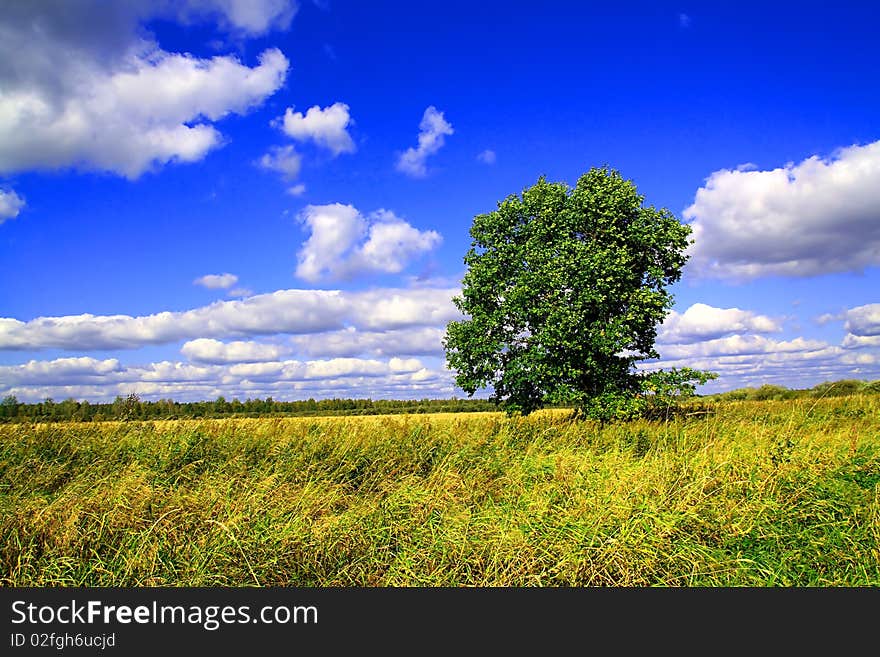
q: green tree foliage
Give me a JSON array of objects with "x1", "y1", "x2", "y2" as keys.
[
  {"x1": 444, "y1": 167, "x2": 713, "y2": 421},
  {"x1": 0, "y1": 395, "x2": 19, "y2": 420},
  {"x1": 638, "y1": 367, "x2": 718, "y2": 419},
  {"x1": 112, "y1": 393, "x2": 142, "y2": 420}
]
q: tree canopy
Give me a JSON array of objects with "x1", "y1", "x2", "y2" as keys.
[{"x1": 444, "y1": 166, "x2": 705, "y2": 420}]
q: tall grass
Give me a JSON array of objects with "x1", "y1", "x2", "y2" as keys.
[{"x1": 1, "y1": 396, "x2": 877, "y2": 586}]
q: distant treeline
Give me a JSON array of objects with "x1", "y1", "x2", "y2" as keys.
[
  {"x1": 0, "y1": 394, "x2": 499, "y2": 423},
  {"x1": 1, "y1": 378, "x2": 878, "y2": 423}
]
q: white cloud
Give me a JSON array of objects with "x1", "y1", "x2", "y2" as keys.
[
  {"x1": 841, "y1": 304, "x2": 880, "y2": 350},
  {"x1": 299, "y1": 358, "x2": 388, "y2": 380},
  {"x1": 261, "y1": 103, "x2": 354, "y2": 186},
  {"x1": 658, "y1": 335, "x2": 827, "y2": 360},
  {"x1": 0, "y1": 355, "x2": 451, "y2": 403},
  {"x1": 0, "y1": 355, "x2": 430, "y2": 388},
  {"x1": 295, "y1": 203, "x2": 364, "y2": 281},
  {"x1": 279, "y1": 102, "x2": 355, "y2": 156},
  {"x1": 227, "y1": 287, "x2": 253, "y2": 298},
  {"x1": 295, "y1": 204, "x2": 442, "y2": 282},
  {"x1": 0, "y1": 357, "x2": 123, "y2": 386},
  {"x1": 175, "y1": 0, "x2": 299, "y2": 36},
  {"x1": 356, "y1": 210, "x2": 443, "y2": 274},
  {"x1": 658, "y1": 303, "x2": 781, "y2": 343},
  {"x1": 0, "y1": 189, "x2": 24, "y2": 223},
  {"x1": 290, "y1": 327, "x2": 445, "y2": 358},
  {"x1": 844, "y1": 303, "x2": 880, "y2": 337},
  {"x1": 842, "y1": 334, "x2": 880, "y2": 349},
  {"x1": 181, "y1": 338, "x2": 289, "y2": 364},
  {"x1": 396, "y1": 106, "x2": 453, "y2": 177},
  {"x1": 643, "y1": 301, "x2": 880, "y2": 391},
  {"x1": 346, "y1": 288, "x2": 457, "y2": 330},
  {"x1": 0, "y1": 4, "x2": 290, "y2": 180},
  {"x1": 644, "y1": 336, "x2": 880, "y2": 392},
  {"x1": 258, "y1": 145, "x2": 302, "y2": 180},
  {"x1": 815, "y1": 312, "x2": 843, "y2": 326},
  {"x1": 388, "y1": 357, "x2": 422, "y2": 373},
  {"x1": 477, "y1": 149, "x2": 496, "y2": 165},
  {"x1": 684, "y1": 140, "x2": 880, "y2": 280},
  {"x1": 0, "y1": 286, "x2": 462, "y2": 351},
  {"x1": 5, "y1": 373, "x2": 460, "y2": 403},
  {"x1": 194, "y1": 273, "x2": 239, "y2": 289}
]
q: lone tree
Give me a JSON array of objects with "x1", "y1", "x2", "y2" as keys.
[{"x1": 443, "y1": 166, "x2": 713, "y2": 421}]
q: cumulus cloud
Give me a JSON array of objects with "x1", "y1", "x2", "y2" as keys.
[
  {"x1": 0, "y1": 286, "x2": 461, "y2": 351},
  {"x1": 844, "y1": 303, "x2": 880, "y2": 337},
  {"x1": 0, "y1": 357, "x2": 123, "y2": 386},
  {"x1": 815, "y1": 312, "x2": 844, "y2": 326},
  {"x1": 357, "y1": 210, "x2": 443, "y2": 274},
  {"x1": 477, "y1": 149, "x2": 496, "y2": 165},
  {"x1": 295, "y1": 204, "x2": 362, "y2": 281},
  {"x1": 0, "y1": 189, "x2": 24, "y2": 224},
  {"x1": 12, "y1": 370, "x2": 453, "y2": 404},
  {"x1": 1, "y1": 355, "x2": 427, "y2": 387},
  {"x1": 644, "y1": 334, "x2": 880, "y2": 392},
  {"x1": 194, "y1": 273, "x2": 239, "y2": 289},
  {"x1": 3, "y1": 373, "x2": 454, "y2": 404},
  {"x1": 645, "y1": 343, "x2": 849, "y2": 383},
  {"x1": 840, "y1": 304, "x2": 880, "y2": 350},
  {"x1": 175, "y1": 0, "x2": 299, "y2": 36},
  {"x1": 842, "y1": 334, "x2": 880, "y2": 349},
  {"x1": 641, "y1": 301, "x2": 880, "y2": 391},
  {"x1": 0, "y1": 355, "x2": 449, "y2": 403},
  {"x1": 286, "y1": 183, "x2": 307, "y2": 196},
  {"x1": 279, "y1": 102, "x2": 356, "y2": 156},
  {"x1": 258, "y1": 145, "x2": 302, "y2": 180},
  {"x1": 684, "y1": 140, "x2": 880, "y2": 280},
  {"x1": 290, "y1": 327, "x2": 445, "y2": 358},
  {"x1": 658, "y1": 303, "x2": 781, "y2": 343},
  {"x1": 181, "y1": 338, "x2": 289, "y2": 364},
  {"x1": 295, "y1": 204, "x2": 442, "y2": 282},
  {"x1": 658, "y1": 335, "x2": 827, "y2": 360},
  {"x1": 0, "y1": 2, "x2": 290, "y2": 180},
  {"x1": 396, "y1": 106, "x2": 453, "y2": 177}
]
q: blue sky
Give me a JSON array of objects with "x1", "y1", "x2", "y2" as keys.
[{"x1": 1, "y1": 0, "x2": 879, "y2": 403}]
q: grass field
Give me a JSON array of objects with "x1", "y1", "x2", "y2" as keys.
[{"x1": 1, "y1": 396, "x2": 878, "y2": 586}]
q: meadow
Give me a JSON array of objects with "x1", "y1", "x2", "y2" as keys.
[{"x1": 1, "y1": 395, "x2": 877, "y2": 586}]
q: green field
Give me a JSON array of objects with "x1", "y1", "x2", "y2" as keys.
[{"x1": 1, "y1": 396, "x2": 878, "y2": 586}]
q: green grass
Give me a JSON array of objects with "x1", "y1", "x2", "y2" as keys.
[{"x1": 1, "y1": 396, "x2": 878, "y2": 586}]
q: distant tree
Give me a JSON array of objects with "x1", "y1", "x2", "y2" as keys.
[
  {"x1": 59, "y1": 398, "x2": 79, "y2": 421},
  {"x1": 1, "y1": 395, "x2": 19, "y2": 420},
  {"x1": 444, "y1": 167, "x2": 715, "y2": 422},
  {"x1": 76, "y1": 400, "x2": 91, "y2": 422},
  {"x1": 113, "y1": 393, "x2": 142, "y2": 420}
]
